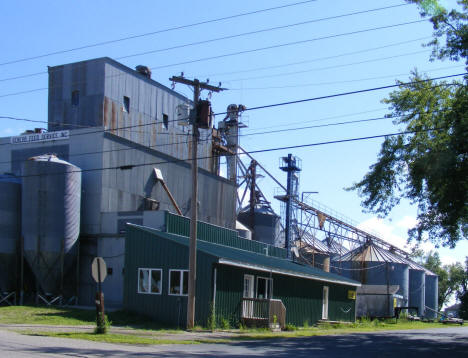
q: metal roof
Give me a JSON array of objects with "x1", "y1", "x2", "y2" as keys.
[
  {"x1": 129, "y1": 224, "x2": 361, "y2": 287},
  {"x1": 339, "y1": 242, "x2": 436, "y2": 276},
  {"x1": 340, "y1": 242, "x2": 409, "y2": 264}
]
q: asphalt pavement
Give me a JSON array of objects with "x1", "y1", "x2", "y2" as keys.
[{"x1": 0, "y1": 326, "x2": 467, "y2": 357}]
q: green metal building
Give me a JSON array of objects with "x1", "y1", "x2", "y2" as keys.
[{"x1": 123, "y1": 213, "x2": 360, "y2": 328}]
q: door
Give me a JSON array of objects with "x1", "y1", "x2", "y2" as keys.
[
  {"x1": 243, "y1": 275, "x2": 254, "y2": 317},
  {"x1": 322, "y1": 286, "x2": 329, "y2": 320}
]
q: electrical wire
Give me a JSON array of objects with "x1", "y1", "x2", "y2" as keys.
[
  {"x1": 4, "y1": 126, "x2": 450, "y2": 179},
  {"x1": 200, "y1": 37, "x2": 431, "y2": 78},
  {"x1": 0, "y1": 112, "x2": 397, "y2": 166},
  {"x1": 0, "y1": 21, "x2": 429, "y2": 98},
  {"x1": 1, "y1": 72, "x2": 464, "y2": 149},
  {"x1": 0, "y1": 0, "x2": 319, "y2": 67}
]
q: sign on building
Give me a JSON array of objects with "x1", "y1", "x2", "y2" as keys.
[{"x1": 11, "y1": 130, "x2": 69, "y2": 144}]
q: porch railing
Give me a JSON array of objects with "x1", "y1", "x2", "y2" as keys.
[{"x1": 241, "y1": 298, "x2": 286, "y2": 329}]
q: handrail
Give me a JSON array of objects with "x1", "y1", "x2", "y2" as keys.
[{"x1": 241, "y1": 298, "x2": 286, "y2": 329}]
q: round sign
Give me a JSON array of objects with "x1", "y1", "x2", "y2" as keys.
[{"x1": 91, "y1": 257, "x2": 107, "y2": 283}]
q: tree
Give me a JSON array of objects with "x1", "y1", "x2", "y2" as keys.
[
  {"x1": 457, "y1": 257, "x2": 468, "y2": 319},
  {"x1": 348, "y1": 1, "x2": 468, "y2": 247}
]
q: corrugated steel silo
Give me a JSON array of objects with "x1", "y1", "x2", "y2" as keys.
[
  {"x1": 238, "y1": 206, "x2": 282, "y2": 247},
  {"x1": 0, "y1": 174, "x2": 21, "y2": 296},
  {"x1": 408, "y1": 267, "x2": 425, "y2": 317},
  {"x1": 21, "y1": 155, "x2": 81, "y2": 298},
  {"x1": 334, "y1": 242, "x2": 410, "y2": 306},
  {"x1": 425, "y1": 273, "x2": 438, "y2": 319}
]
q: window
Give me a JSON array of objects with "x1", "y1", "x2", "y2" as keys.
[
  {"x1": 138, "y1": 268, "x2": 162, "y2": 294},
  {"x1": 123, "y1": 96, "x2": 130, "y2": 113},
  {"x1": 163, "y1": 113, "x2": 169, "y2": 129},
  {"x1": 71, "y1": 90, "x2": 79, "y2": 106},
  {"x1": 256, "y1": 277, "x2": 273, "y2": 299},
  {"x1": 169, "y1": 269, "x2": 188, "y2": 296}
]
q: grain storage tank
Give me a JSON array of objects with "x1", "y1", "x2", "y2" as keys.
[
  {"x1": 0, "y1": 174, "x2": 21, "y2": 298},
  {"x1": 22, "y1": 155, "x2": 81, "y2": 300},
  {"x1": 334, "y1": 242, "x2": 410, "y2": 308},
  {"x1": 408, "y1": 263, "x2": 425, "y2": 317},
  {"x1": 425, "y1": 273, "x2": 438, "y2": 319},
  {"x1": 238, "y1": 205, "x2": 282, "y2": 247}
]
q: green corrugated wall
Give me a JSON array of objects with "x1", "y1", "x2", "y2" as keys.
[
  {"x1": 165, "y1": 212, "x2": 287, "y2": 259},
  {"x1": 124, "y1": 226, "x2": 217, "y2": 327},
  {"x1": 214, "y1": 265, "x2": 356, "y2": 326}
]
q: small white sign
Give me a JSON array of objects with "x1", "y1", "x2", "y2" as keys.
[
  {"x1": 10, "y1": 130, "x2": 69, "y2": 144},
  {"x1": 91, "y1": 257, "x2": 107, "y2": 283}
]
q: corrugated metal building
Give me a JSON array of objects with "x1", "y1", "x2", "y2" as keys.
[
  {"x1": 124, "y1": 219, "x2": 360, "y2": 328},
  {"x1": 0, "y1": 57, "x2": 236, "y2": 307}
]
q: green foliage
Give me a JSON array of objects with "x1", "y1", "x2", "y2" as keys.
[
  {"x1": 459, "y1": 291, "x2": 468, "y2": 319},
  {"x1": 207, "y1": 303, "x2": 216, "y2": 331},
  {"x1": 220, "y1": 317, "x2": 230, "y2": 330},
  {"x1": 273, "y1": 314, "x2": 278, "y2": 324},
  {"x1": 284, "y1": 323, "x2": 297, "y2": 331},
  {"x1": 349, "y1": 2, "x2": 468, "y2": 247},
  {"x1": 303, "y1": 319, "x2": 309, "y2": 328},
  {"x1": 94, "y1": 314, "x2": 111, "y2": 334}
]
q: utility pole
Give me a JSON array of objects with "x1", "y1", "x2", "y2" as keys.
[{"x1": 169, "y1": 75, "x2": 225, "y2": 330}]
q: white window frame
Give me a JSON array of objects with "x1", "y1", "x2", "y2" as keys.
[
  {"x1": 168, "y1": 269, "x2": 189, "y2": 296},
  {"x1": 243, "y1": 274, "x2": 255, "y2": 298},
  {"x1": 137, "y1": 268, "x2": 162, "y2": 295},
  {"x1": 256, "y1": 276, "x2": 273, "y2": 299}
]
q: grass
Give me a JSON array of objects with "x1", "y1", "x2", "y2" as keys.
[
  {"x1": 0, "y1": 306, "x2": 463, "y2": 345},
  {"x1": 0, "y1": 306, "x2": 179, "y2": 332},
  {"x1": 19, "y1": 331, "x2": 201, "y2": 345}
]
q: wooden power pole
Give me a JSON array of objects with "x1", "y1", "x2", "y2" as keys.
[{"x1": 169, "y1": 75, "x2": 225, "y2": 329}]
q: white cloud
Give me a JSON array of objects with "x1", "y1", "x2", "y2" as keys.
[
  {"x1": 357, "y1": 216, "x2": 436, "y2": 254},
  {"x1": 357, "y1": 217, "x2": 409, "y2": 250},
  {"x1": 440, "y1": 255, "x2": 458, "y2": 266},
  {"x1": 396, "y1": 216, "x2": 418, "y2": 230}
]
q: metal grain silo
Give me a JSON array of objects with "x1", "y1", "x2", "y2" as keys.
[
  {"x1": 21, "y1": 155, "x2": 81, "y2": 302},
  {"x1": 408, "y1": 265, "x2": 425, "y2": 317},
  {"x1": 238, "y1": 205, "x2": 282, "y2": 247},
  {"x1": 0, "y1": 174, "x2": 21, "y2": 303},
  {"x1": 333, "y1": 242, "x2": 410, "y2": 316},
  {"x1": 425, "y1": 273, "x2": 438, "y2": 319}
]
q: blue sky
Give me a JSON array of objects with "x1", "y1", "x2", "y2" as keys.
[{"x1": 1, "y1": 0, "x2": 466, "y2": 274}]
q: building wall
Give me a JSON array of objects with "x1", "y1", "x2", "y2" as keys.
[
  {"x1": 123, "y1": 225, "x2": 215, "y2": 327},
  {"x1": 215, "y1": 265, "x2": 356, "y2": 327},
  {"x1": 48, "y1": 57, "x2": 215, "y2": 172},
  {"x1": 101, "y1": 133, "x2": 236, "y2": 229}
]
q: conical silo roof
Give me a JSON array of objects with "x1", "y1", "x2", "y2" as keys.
[{"x1": 340, "y1": 241, "x2": 408, "y2": 264}]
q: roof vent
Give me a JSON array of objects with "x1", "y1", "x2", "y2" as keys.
[{"x1": 135, "y1": 65, "x2": 151, "y2": 79}]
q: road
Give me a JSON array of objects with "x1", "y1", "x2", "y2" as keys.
[{"x1": 0, "y1": 327, "x2": 467, "y2": 357}]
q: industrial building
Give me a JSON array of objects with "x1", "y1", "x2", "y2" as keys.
[
  {"x1": 123, "y1": 213, "x2": 359, "y2": 327},
  {"x1": 0, "y1": 56, "x2": 438, "y2": 324},
  {"x1": 0, "y1": 57, "x2": 236, "y2": 307}
]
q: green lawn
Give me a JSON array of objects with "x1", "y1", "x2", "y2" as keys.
[
  {"x1": 0, "y1": 306, "x2": 463, "y2": 345},
  {"x1": 0, "y1": 306, "x2": 178, "y2": 331}
]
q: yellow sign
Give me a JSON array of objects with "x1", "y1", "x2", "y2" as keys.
[
  {"x1": 394, "y1": 298, "x2": 397, "y2": 308},
  {"x1": 348, "y1": 290, "x2": 356, "y2": 300}
]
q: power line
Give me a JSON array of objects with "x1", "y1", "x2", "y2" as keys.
[
  {"x1": 0, "y1": 19, "x2": 427, "y2": 92},
  {"x1": 2, "y1": 72, "x2": 464, "y2": 145},
  {"x1": 228, "y1": 65, "x2": 465, "y2": 91},
  {"x1": 200, "y1": 37, "x2": 431, "y2": 78},
  {"x1": 215, "y1": 73, "x2": 466, "y2": 115},
  {"x1": 0, "y1": 0, "x2": 319, "y2": 67},
  {"x1": 0, "y1": 108, "x2": 451, "y2": 167},
  {"x1": 116, "y1": 4, "x2": 413, "y2": 61},
  {"x1": 5, "y1": 127, "x2": 447, "y2": 179},
  {"x1": 222, "y1": 50, "x2": 431, "y2": 83},
  {"x1": 149, "y1": 19, "x2": 427, "y2": 71}
]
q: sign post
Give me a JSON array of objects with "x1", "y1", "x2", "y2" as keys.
[{"x1": 91, "y1": 257, "x2": 107, "y2": 333}]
